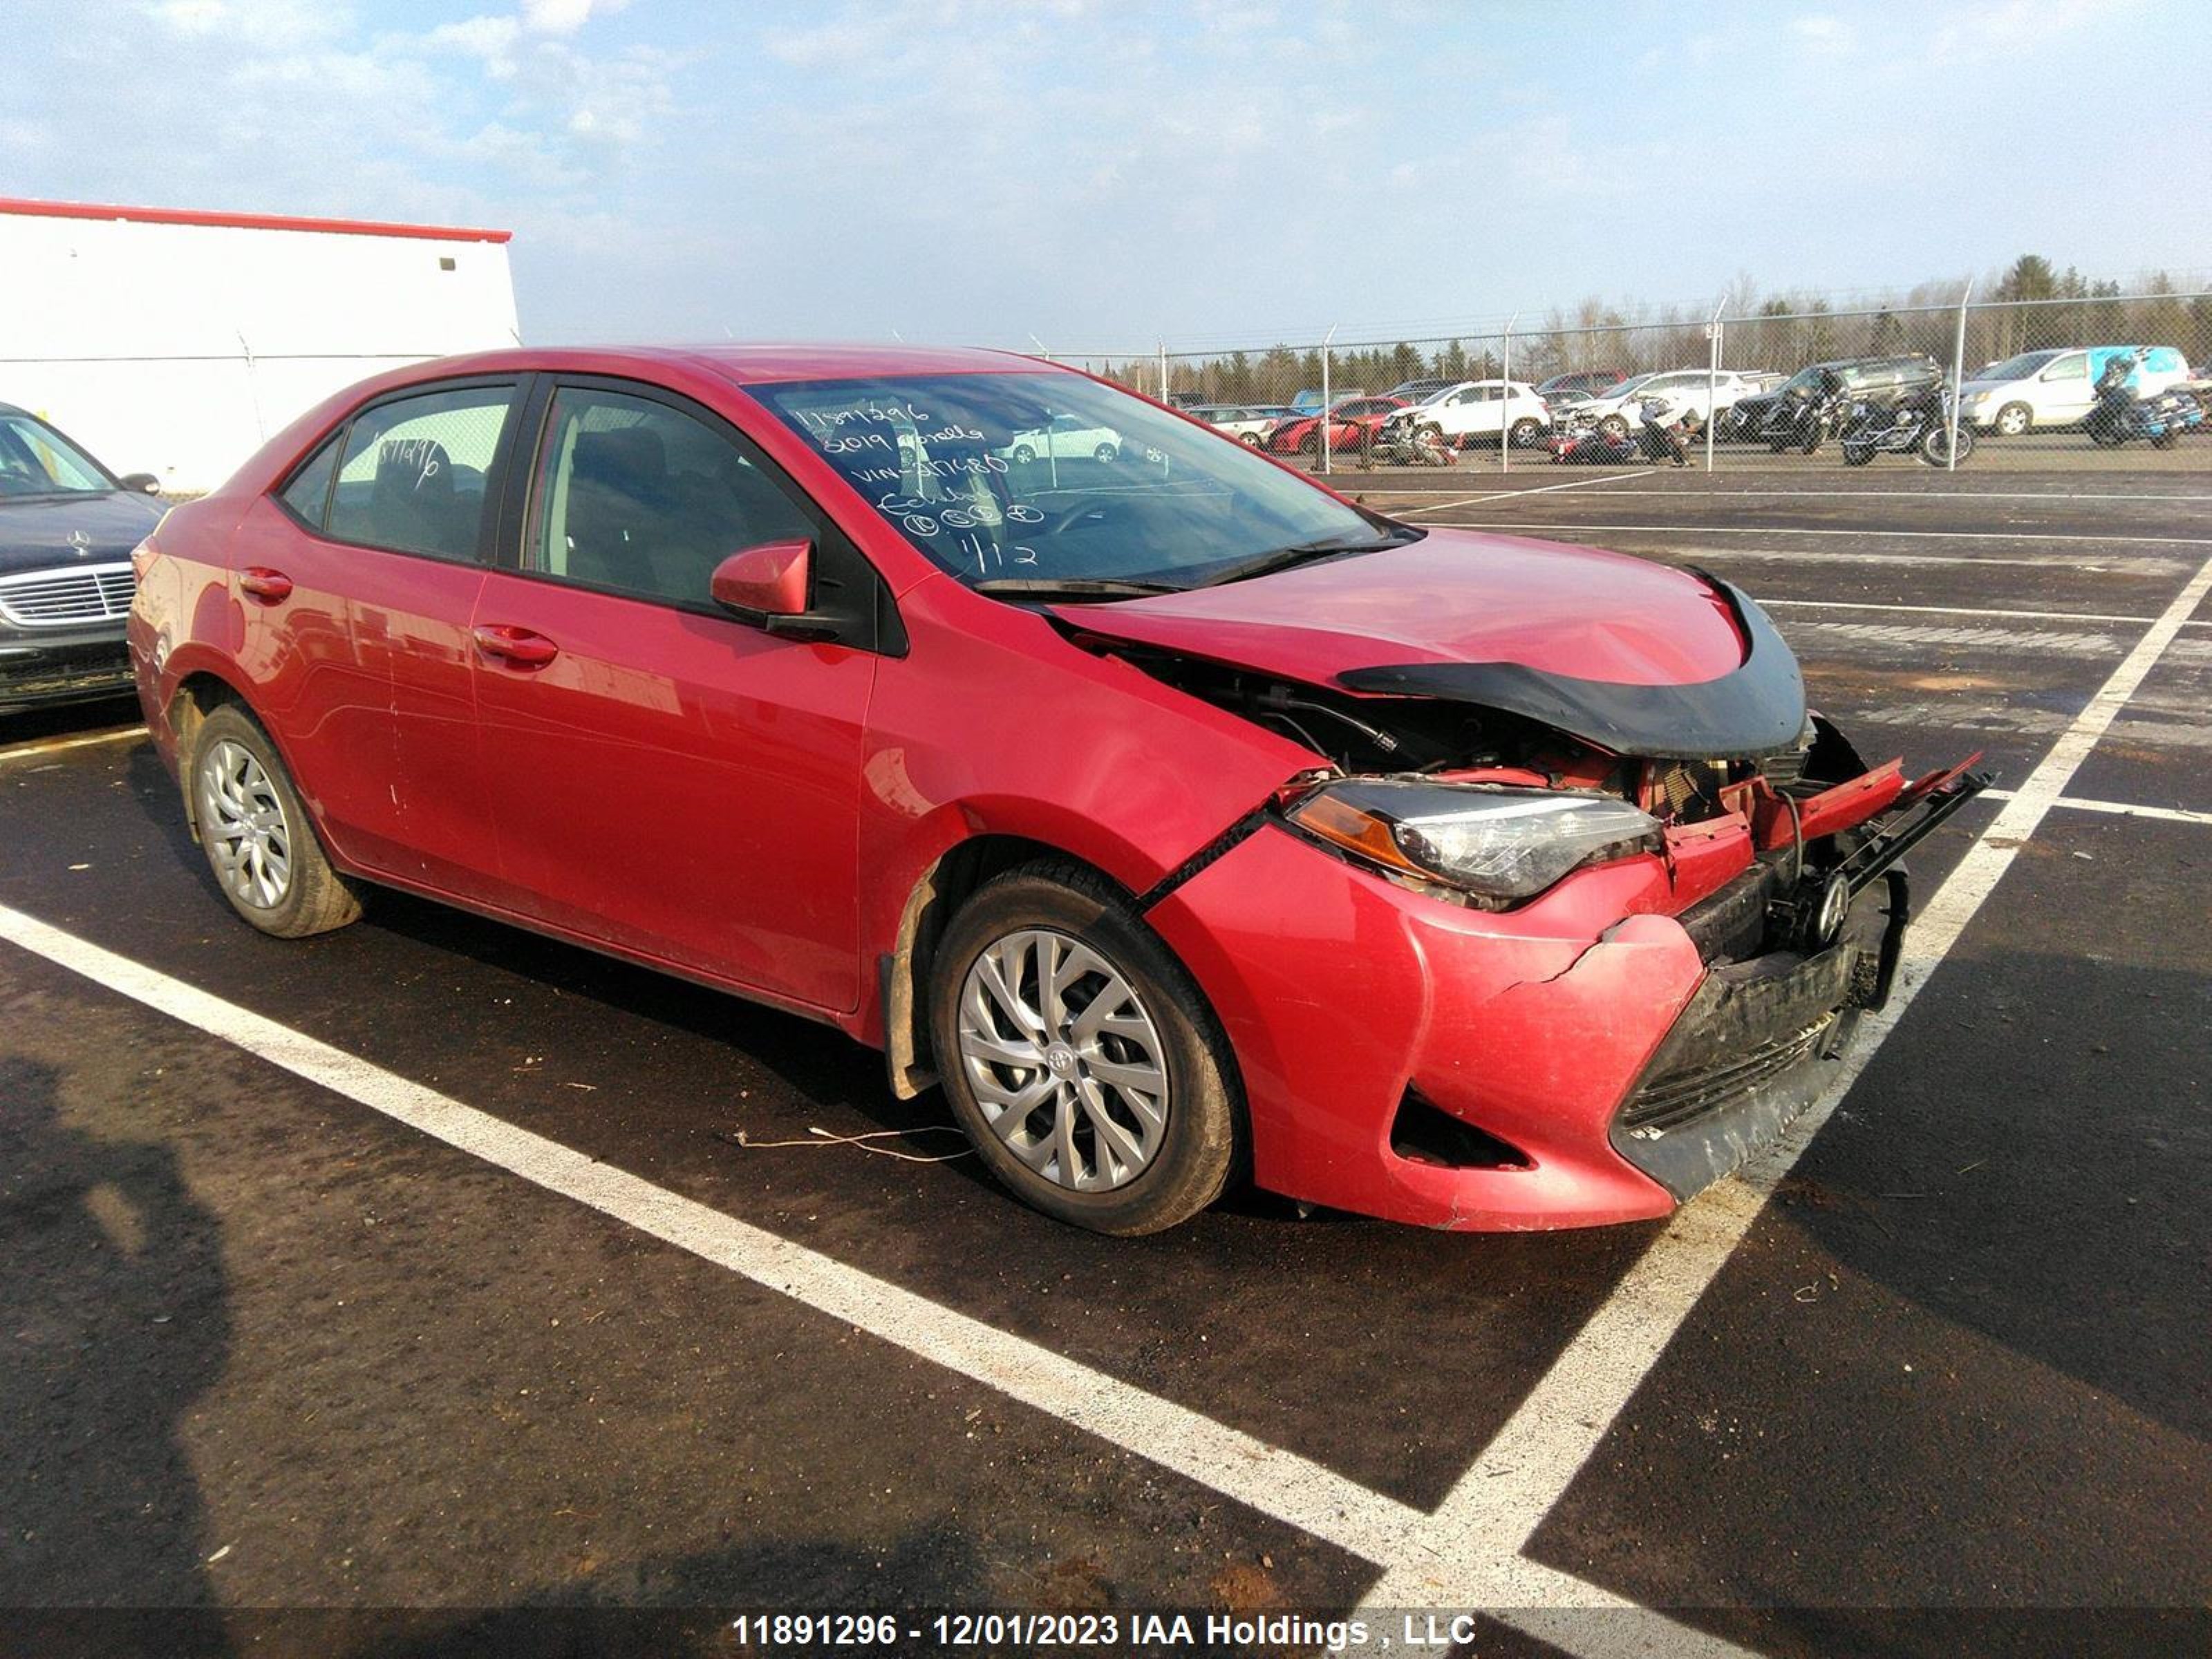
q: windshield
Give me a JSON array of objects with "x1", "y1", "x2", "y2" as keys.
[
  {"x1": 758, "y1": 372, "x2": 1403, "y2": 592},
  {"x1": 1597, "y1": 373, "x2": 1654, "y2": 399},
  {"x1": 1774, "y1": 366, "x2": 1832, "y2": 395},
  {"x1": 0, "y1": 413, "x2": 113, "y2": 497},
  {"x1": 1973, "y1": 350, "x2": 2063, "y2": 383}
]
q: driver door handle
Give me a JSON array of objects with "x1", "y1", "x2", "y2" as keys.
[
  {"x1": 472, "y1": 624, "x2": 559, "y2": 667},
  {"x1": 238, "y1": 568, "x2": 292, "y2": 601}
]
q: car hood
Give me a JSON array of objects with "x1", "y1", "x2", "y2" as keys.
[
  {"x1": 0, "y1": 491, "x2": 164, "y2": 574},
  {"x1": 1055, "y1": 531, "x2": 1803, "y2": 757}
]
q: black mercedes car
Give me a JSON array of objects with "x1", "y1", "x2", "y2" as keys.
[{"x1": 0, "y1": 402, "x2": 165, "y2": 714}]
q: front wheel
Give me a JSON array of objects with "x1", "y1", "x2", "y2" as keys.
[
  {"x1": 2151, "y1": 430, "x2": 2180, "y2": 450},
  {"x1": 1238, "y1": 431, "x2": 1261, "y2": 446},
  {"x1": 1919, "y1": 425, "x2": 1974, "y2": 466},
  {"x1": 1093, "y1": 442, "x2": 1118, "y2": 462},
  {"x1": 189, "y1": 703, "x2": 362, "y2": 938},
  {"x1": 1011, "y1": 444, "x2": 1036, "y2": 465},
  {"x1": 1508, "y1": 417, "x2": 1543, "y2": 449},
  {"x1": 1994, "y1": 402, "x2": 2032, "y2": 437},
  {"x1": 1599, "y1": 415, "x2": 1629, "y2": 440},
  {"x1": 930, "y1": 863, "x2": 1242, "y2": 1235},
  {"x1": 1297, "y1": 431, "x2": 1320, "y2": 457},
  {"x1": 2085, "y1": 418, "x2": 2126, "y2": 449},
  {"x1": 1842, "y1": 443, "x2": 1875, "y2": 466}
]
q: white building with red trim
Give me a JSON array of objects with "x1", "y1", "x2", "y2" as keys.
[{"x1": 0, "y1": 198, "x2": 519, "y2": 494}]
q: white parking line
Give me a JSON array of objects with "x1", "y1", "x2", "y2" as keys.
[
  {"x1": 1374, "y1": 470, "x2": 1653, "y2": 514},
  {"x1": 1762, "y1": 599, "x2": 2195, "y2": 627},
  {"x1": 1983, "y1": 789, "x2": 2212, "y2": 827},
  {"x1": 0, "y1": 726, "x2": 145, "y2": 765},
  {"x1": 0, "y1": 900, "x2": 1422, "y2": 1569},
  {"x1": 1394, "y1": 519, "x2": 2212, "y2": 547},
  {"x1": 1357, "y1": 543, "x2": 2212, "y2": 1638}
]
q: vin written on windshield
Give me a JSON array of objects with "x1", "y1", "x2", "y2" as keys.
[{"x1": 758, "y1": 372, "x2": 1398, "y2": 593}]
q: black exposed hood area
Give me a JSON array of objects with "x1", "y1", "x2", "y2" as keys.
[{"x1": 1334, "y1": 579, "x2": 1808, "y2": 760}]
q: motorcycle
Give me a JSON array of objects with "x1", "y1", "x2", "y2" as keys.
[
  {"x1": 1760, "y1": 373, "x2": 1857, "y2": 453},
  {"x1": 1840, "y1": 383, "x2": 1973, "y2": 467},
  {"x1": 1637, "y1": 397, "x2": 1696, "y2": 467},
  {"x1": 1548, "y1": 407, "x2": 1639, "y2": 465},
  {"x1": 1362, "y1": 414, "x2": 1457, "y2": 467},
  {"x1": 2083, "y1": 350, "x2": 2204, "y2": 450}
]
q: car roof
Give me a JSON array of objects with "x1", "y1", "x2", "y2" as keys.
[{"x1": 350, "y1": 342, "x2": 1051, "y2": 390}]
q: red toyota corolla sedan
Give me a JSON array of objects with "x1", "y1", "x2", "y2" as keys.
[{"x1": 128, "y1": 345, "x2": 1984, "y2": 1235}]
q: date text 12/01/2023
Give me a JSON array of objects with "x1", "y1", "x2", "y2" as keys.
[{"x1": 730, "y1": 1611, "x2": 1497, "y2": 1650}]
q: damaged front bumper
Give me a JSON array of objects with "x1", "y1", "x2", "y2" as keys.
[{"x1": 1145, "y1": 760, "x2": 1988, "y2": 1230}]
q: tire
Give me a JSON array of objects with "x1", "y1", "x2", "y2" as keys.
[
  {"x1": 188, "y1": 702, "x2": 362, "y2": 939},
  {"x1": 1508, "y1": 418, "x2": 1542, "y2": 449},
  {"x1": 1418, "y1": 422, "x2": 1445, "y2": 447},
  {"x1": 1767, "y1": 438, "x2": 1789, "y2": 453},
  {"x1": 1298, "y1": 431, "x2": 1320, "y2": 457},
  {"x1": 1842, "y1": 444, "x2": 1874, "y2": 466},
  {"x1": 1993, "y1": 402, "x2": 2032, "y2": 438},
  {"x1": 929, "y1": 861, "x2": 1241, "y2": 1235},
  {"x1": 1599, "y1": 415, "x2": 1629, "y2": 441},
  {"x1": 2151, "y1": 431, "x2": 2180, "y2": 451},
  {"x1": 2086, "y1": 418, "x2": 2125, "y2": 449},
  {"x1": 1238, "y1": 431, "x2": 1261, "y2": 446},
  {"x1": 1011, "y1": 444, "x2": 1035, "y2": 465},
  {"x1": 1094, "y1": 442, "x2": 1118, "y2": 462},
  {"x1": 1800, "y1": 429, "x2": 1824, "y2": 455}
]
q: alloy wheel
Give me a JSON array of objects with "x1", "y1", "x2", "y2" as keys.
[
  {"x1": 956, "y1": 928, "x2": 1169, "y2": 1192},
  {"x1": 196, "y1": 738, "x2": 294, "y2": 910}
]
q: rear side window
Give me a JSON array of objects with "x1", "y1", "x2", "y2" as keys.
[
  {"x1": 277, "y1": 434, "x2": 341, "y2": 528},
  {"x1": 326, "y1": 384, "x2": 517, "y2": 561},
  {"x1": 526, "y1": 386, "x2": 813, "y2": 607}
]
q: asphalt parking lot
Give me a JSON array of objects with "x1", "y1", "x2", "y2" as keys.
[{"x1": 3, "y1": 465, "x2": 2209, "y2": 1657}]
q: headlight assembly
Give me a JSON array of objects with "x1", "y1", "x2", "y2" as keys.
[{"x1": 1285, "y1": 778, "x2": 1662, "y2": 906}]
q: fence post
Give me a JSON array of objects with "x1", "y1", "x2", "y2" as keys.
[
  {"x1": 1948, "y1": 277, "x2": 1973, "y2": 474},
  {"x1": 1156, "y1": 342, "x2": 1168, "y2": 403},
  {"x1": 1028, "y1": 332, "x2": 1052, "y2": 363},
  {"x1": 1320, "y1": 323, "x2": 1338, "y2": 476},
  {"x1": 1706, "y1": 294, "x2": 1725, "y2": 473},
  {"x1": 1500, "y1": 311, "x2": 1517, "y2": 474}
]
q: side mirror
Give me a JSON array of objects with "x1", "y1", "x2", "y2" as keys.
[
  {"x1": 118, "y1": 472, "x2": 161, "y2": 494},
  {"x1": 711, "y1": 538, "x2": 846, "y2": 643}
]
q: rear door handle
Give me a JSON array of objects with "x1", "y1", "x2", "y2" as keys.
[
  {"x1": 238, "y1": 568, "x2": 292, "y2": 601},
  {"x1": 471, "y1": 624, "x2": 559, "y2": 667}
]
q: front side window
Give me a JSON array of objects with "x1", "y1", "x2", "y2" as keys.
[
  {"x1": 527, "y1": 387, "x2": 812, "y2": 606},
  {"x1": 758, "y1": 371, "x2": 1396, "y2": 592},
  {"x1": 327, "y1": 384, "x2": 516, "y2": 561},
  {"x1": 0, "y1": 413, "x2": 111, "y2": 497}
]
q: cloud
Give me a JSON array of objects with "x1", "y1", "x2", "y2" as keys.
[
  {"x1": 520, "y1": 0, "x2": 630, "y2": 36},
  {"x1": 1791, "y1": 14, "x2": 1855, "y2": 53}
]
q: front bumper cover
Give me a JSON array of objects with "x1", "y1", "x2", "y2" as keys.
[{"x1": 1145, "y1": 763, "x2": 1988, "y2": 1230}]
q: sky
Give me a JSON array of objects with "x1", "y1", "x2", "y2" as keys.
[{"x1": 4, "y1": 0, "x2": 2209, "y2": 353}]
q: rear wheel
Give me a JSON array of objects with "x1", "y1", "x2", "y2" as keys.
[
  {"x1": 189, "y1": 703, "x2": 362, "y2": 938},
  {"x1": 1842, "y1": 443, "x2": 1875, "y2": 466},
  {"x1": 930, "y1": 862, "x2": 1241, "y2": 1235}
]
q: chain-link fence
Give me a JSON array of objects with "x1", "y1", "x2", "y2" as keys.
[{"x1": 1050, "y1": 288, "x2": 2212, "y2": 476}]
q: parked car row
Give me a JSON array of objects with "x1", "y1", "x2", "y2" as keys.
[{"x1": 1177, "y1": 341, "x2": 2207, "y2": 459}]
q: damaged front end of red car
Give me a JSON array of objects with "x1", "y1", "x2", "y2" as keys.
[{"x1": 1056, "y1": 559, "x2": 1988, "y2": 1229}]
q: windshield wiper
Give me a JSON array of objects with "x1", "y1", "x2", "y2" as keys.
[
  {"x1": 971, "y1": 577, "x2": 1185, "y2": 601},
  {"x1": 1193, "y1": 526, "x2": 1420, "y2": 589}
]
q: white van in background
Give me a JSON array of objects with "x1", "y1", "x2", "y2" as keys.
[{"x1": 1959, "y1": 346, "x2": 2188, "y2": 435}]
